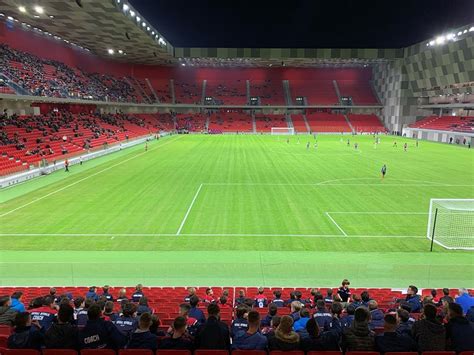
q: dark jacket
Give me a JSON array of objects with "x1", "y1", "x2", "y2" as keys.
[
  {"x1": 7, "y1": 325, "x2": 44, "y2": 350},
  {"x1": 375, "y1": 331, "x2": 418, "y2": 353},
  {"x1": 78, "y1": 318, "x2": 127, "y2": 349},
  {"x1": 113, "y1": 315, "x2": 138, "y2": 337},
  {"x1": 0, "y1": 306, "x2": 17, "y2": 326},
  {"x1": 267, "y1": 331, "x2": 300, "y2": 351},
  {"x1": 189, "y1": 307, "x2": 205, "y2": 325},
  {"x1": 301, "y1": 329, "x2": 341, "y2": 351},
  {"x1": 341, "y1": 314, "x2": 354, "y2": 329},
  {"x1": 127, "y1": 329, "x2": 158, "y2": 350},
  {"x1": 405, "y1": 294, "x2": 421, "y2": 312},
  {"x1": 159, "y1": 332, "x2": 194, "y2": 350},
  {"x1": 411, "y1": 318, "x2": 446, "y2": 352},
  {"x1": 342, "y1": 321, "x2": 375, "y2": 351},
  {"x1": 314, "y1": 310, "x2": 332, "y2": 330},
  {"x1": 195, "y1": 316, "x2": 230, "y2": 350},
  {"x1": 44, "y1": 322, "x2": 79, "y2": 349},
  {"x1": 369, "y1": 309, "x2": 385, "y2": 329},
  {"x1": 232, "y1": 331, "x2": 268, "y2": 350},
  {"x1": 231, "y1": 317, "x2": 248, "y2": 338},
  {"x1": 136, "y1": 305, "x2": 153, "y2": 316},
  {"x1": 445, "y1": 316, "x2": 474, "y2": 352},
  {"x1": 396, "y1": 319, "x2": 414, "y2": 336}
]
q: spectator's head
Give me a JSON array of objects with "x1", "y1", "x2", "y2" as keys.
[
  {"x1": 397, "y1": 309, "x2": 410, "y2": 323},
  {"x1": 179, "y1": 303, "x2": 191, "y2": 317},
  {"x1": 189, "y1": 295, "x2": 199, "y2": 308},
  {"x1": 139, "y1": 297, "x2": 148, "y2": 306},
  {"x1": 331, "y1": 302, "x2": 343, "y2": 317},
  {"x1": 89, "y1": 286, "x2": 96, "y2": 293},
  {"x1": 74, "y1": 296, "x2": 85, "y2": 309},
  {"x1": 368, "y1": 300, "x2": 378, "y2": 311},
  {"x1": 58, "y1": 304, "x2": 74, "y2": 324},
  {"x1": 361, "y1": 291, "x2": 370, "y2": 302},
  {"x1": 294, "y1": 291, "x2": 302, "y2": 300},
  {"x1": 236, "y1": 305, "x2": 250, "y2": 319},
  {"x1": 326, "y1": 289, "x2": 333, "y2": 297},
  {"x1": 219, "y1": 296, "x2": 228, "y2": 306},
  {"x1": 14, "y1": 312, "x2": 31, "y2": 328},
  {"x1": 273, "y1": 290, "x2": 282, "y2": 299},
  {"x1": 277, "y1": 315, "x2": 294, "y2": 334},
  {"x1": 431, "y1": 289, "x2": 437, "y2": 297},
  {"x1": 238, "y1": 289, "x2": 245, "y2": 298},
  {"x1": 352, "y1": 294, "x2": 361, "y2": 303},
  {"x1": 441, "y1": 296, "x2": 454, "y2": 308},
  {"x1": 138, "y1": 312, "x2": 152, "y2": 331},
  {"x1": 122, "y1": 302, "x2": 137, "y2": 317},
  {"x1": 247, "y1": 310, "x2": 260, "y2": 329},
  {"x1": 291, "y1": 301, "x2": 302, "y2": 313},
  {"x1": 300, "y1": 308, "x2": 310, "y2": 319},
  {"x1": 102, "y1": 285, "x2": 110, "y2": 294},
  {"x1": 187, "y1": 287, "x2": 196, "y2": 296},
  {"x1": 173, "y1": 316, "x2": 187, "y2": 335},
  {"x1": 118, "y1": 288, "x2": 127, "y2": 298},
  {"x1": 354, "y1": 307, "x2": 370, "y2": 324},
  {"x1": 271, "y1": 315, "x2": 281, "y2": 329},
  {"x1": 84, "y1": 298, "x2": 94, "y2": 310},
  {"x1": 269, "y1": 304, "x2": 278, "y2": 316},
  {"x1": 342, "y1": 279, "x2": 351, "y2": 288},
  {"x1": 383, "y1": 313, "x2": 398, "y2": 332},
  {"x1": 104, "y1": 301, "x2": 114, "y2": 314},
  {"x1": 0, "y1": 296, "x2": 11, "y2": 307},
  {"x1": 346, "y1": 304, "x2": 356, "y2": 315},
  {"x1": 87, "y1": 304, "x2": 102, "y2": 321},
  {"x1": 222, "y1": 289, "x2": 229, "y2": 297},
  {"x1": 206, "y1": 287, "x2": 213, "y2": 296},
  {"x1": 305, "y1": 317, "x2": 319, "y2": 337},
  {"x1": 258, "y1": 287, "x2": 264, "y2": 295},
  {"x1": 407, "y1": 285, "x2": 418, "y2": 295},
  {"x1": 49, "y1": 287, "x2": 56, "y2": 296},
  {"x1": 150, "y1": 314, "x2": 161, "y2": 333},
  {"x1": 316, "y1": 299, "x2": 326, "y2": 311},
  {"x1": 442, "y1": 288, "x2": 450, "y2": 296},
  {"x1": 135, "y1": 284, "x2": 143, "y2": 292},
  {"x1": 458, "y1": 288, "x2": 469, "y2": 296},
  {"x1": 43, "y1": 296, "x2": 54, "y2": 307},
  {"x1": 313, "y1": 291, "x2": 323, "y2": 302},
  {"x1": 422, "y1": 303, "x2": 437, "y2": 321},
  {"x1": 448, "y1": 303, "x2": 464, "y2": 319},
  {"x1": 423, "y1": 296, "x2": 434, "y2": 306},
  {"x1": 207, "y1": 303, "x2": 220, "y2": 318},
  {"x1": 11, "y1": 292, "x2": 23, "y2": 301}
]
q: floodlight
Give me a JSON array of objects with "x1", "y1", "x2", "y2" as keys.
[
  {"x1": 446, "y1": 33, "x2": 455, "y2": 40},
  {"x1": 18, "y1": 6, "x2": 26, "y2": 13},
  {"x1": 34, "y1": 6, "x2": 44, "y2": 14},
  {"x1": 435, "y1": 36, "x2": 445, "y2": 45},
  {"x1": 470, "y1": 27, "x2": 474, "y2": 32},
  {"x1": 118, "y1": 49, "x2": 123, "y2": 54},
  {"x1": 429, "y1": 40, "x2": 435, "y2": 46},
  {"x1": 457, "y1": 31, "x2": 462, "y2": 36},
  {"x1": 108, "y1": 49, "x2": 114, "y2": 55},
  {"x1": 123, "y1": 4, "x2": 129, "y2": 11},
  {"x1": 130, "y1": 10, "x2": 135, "y2": 17}
]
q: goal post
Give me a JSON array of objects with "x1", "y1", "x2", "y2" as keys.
[
  {"x1": 427, "y1": 199, "x2": 474, "y2": 250},
  {"x1": 271, "y1": 127, "x2": 295, "y2": 135}
]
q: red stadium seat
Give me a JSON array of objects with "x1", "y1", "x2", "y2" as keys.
[
  {"x1": 156, "y1": 351, "x2": 192, "y2": 355},
  {"x1": 346, "y1": 352, "x2": 380, "y2": 355},
  {"x1": 195, "y1": 351, "x2": 229, "y2": 355},
  {"x1": 422, "y1": 353, "x2": 456, "y2": 355},
  {"x1": 4, "y1": 350, "x2": 41, "y2": 355},
  {"x1": 232, "y1": 351, "x2": 267, "y2": 355},
  {"x1": 0, "y1": 327, "x2": 11, "y2": 336},
  {"x1": 0, "y1": 337, "x2": 7, "y2": 349},
  {"x1": 269, "y1": 352, "x2": 305, "y2": 355},
  {"x1": 307, "y1": 352, "x2": 343, "y2": 355},
  {"x1": 43, "y1": 350, "x2": 79, "y2": 355},
  {"x1": 385, "y1": 353, "x2": 417, "y2": 355},
  {"x1": 119, "y1": 350, "x2": 154, "y2": 355},
  {"x1": 80, "y1": 350, "x2": 116, "y2": 355}
]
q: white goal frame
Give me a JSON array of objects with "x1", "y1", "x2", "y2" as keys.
[
  {"x1": 427, "y1": 198, "x2": 474, "y2": 250},
  {"x1": 271, "y1": 127, "x2": 295, "y2": 135}
]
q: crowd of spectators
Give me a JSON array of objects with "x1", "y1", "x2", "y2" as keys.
[
  {"x1": 0, "y1": 45, "x2": 141, "y2": 102},
  {"x1": 0, "y1": 281, "x2": 473, "y2": 352}
]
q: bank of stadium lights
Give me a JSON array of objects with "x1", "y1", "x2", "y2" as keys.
[
  {"x1": 18, "y1": 6, "x2": 26, "y2": 13},
  {"x1": 33, "y1": 6, "x2": 44, "y2": 14}
]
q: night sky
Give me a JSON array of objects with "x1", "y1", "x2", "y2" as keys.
[{"x1": 129, "y1": 0, "x2": 474, "y2": 48}]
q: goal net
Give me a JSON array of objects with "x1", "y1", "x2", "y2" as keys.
[
  {"x1": 271, "y1": 127, "x2": 295, "y2": 135},
  {"x1": 427, "y1": 199, "x2": 474, "y2": 250}
]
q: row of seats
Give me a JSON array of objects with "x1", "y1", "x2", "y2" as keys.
[{"x1": 409, "y1": 116, "x2": 474, "y2": 133}]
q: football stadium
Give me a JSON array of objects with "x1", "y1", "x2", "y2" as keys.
[{"x1": 0, "y1": 0, "x2": 473, "y2": 353}]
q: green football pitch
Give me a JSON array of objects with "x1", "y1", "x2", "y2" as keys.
[{"x1": 0, "y1": 134, "x2": 473, "y2": 287}]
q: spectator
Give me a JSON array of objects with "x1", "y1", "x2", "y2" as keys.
[
  {"x1": 272, "y1": 289, "x2": 285, "y2": 308},
  {"x1": 352, "y1": 294, "x2": 363, "y2": 308},
  {"x1": 338, "y1": 279, "x2": 351, "y2": 303},
  {"x1": 103, "y1": 301, "x2": 118, "y2": 322},
  {"x1": 467, "y1": 306, "x2": 474, "y2": 322},
  {"x1": 325, "y1": 289, "x2": 334, "y2": 304},
  {"x1": 405, "y1": 285, "x2": 422, "y2": 313},
  {"x1": 235, "y1": 289, "x2": 246, "y2": 305},
  {"x1": 368, "y1": 300, "x2": 385, "y2": 329},
  {"x1": 203, "y1": 287, "x2": 216, "y2": 304},
  {"x1": 431, "y1": 289, "x2": 439, "y2": 304},
  {"x1": 101, "y1": 285, "x2": 114, "y2": 302},
  {"x1": 232, "y1": 310, "x2": 268, "y2": 350},
  {"x1": 195, "y1": 303, "x2": 230, "y2": 350},
  {"x1": 411, "y1": 303, "x2": 446, "y2": 352},
  {"x1": 255, "y1": 287, "x2": 268, "y2": 308},
  {"x1": 137, "y1": 296, "x2": 153, "y2": 316},
  {"x1": 361, "y1": 291, "x2": 372, "y2": 307},
  {"x1": 127, "y1": 312, "x2": 158, "y2": 351},
  {"x1": 44, "y1": 303, "x2": 79, "y2": 349},
  {"x1": 341, "y1": 303, "x2": 356, "y2": 328},
  {"x1": 231, "y1": 305, "x2": 249, "y2": 338},
  {"x1": 189, "y1": 294, "x2": 206, "y2": 324},
  {"x1": 301, "y1": 317, "x2": 341, "y2": 351},
  {"x1": 10, "y1": 292, "x2": 26, "y2": 313},
  {"x1": 218, "y1": 295, "x2": 231, "y2": 309},
  {"x1": 396, "y1": 308, "x2": 414, "y2": 335},
  {"x1": 314, "y1": 299, "x2": 332, "y2": 329},
  {"x1": 375, "y1": 313, "x2": 417, "y2": 352},
  {"x1": 117, "y1": 288, "x2": 128, "y2": 303},
  {"x1": 76, "y1": 298, "x2": 93, "y2": 327},
  {"x1": 113, "y1": 301, "x2": 138, "y2": 337},
  {"x1": 290, "y1": 301, "x2": 303, "y2": 321},
  {"x1": 30, "y1": 296, "x2": 57, "y2": 330},
  {"x1": 294, "y1": 308, "x2": 311, "y2": 332},
  {"x1": 261, "y1": 303, "x2": 278, "y2": 328},
  {"x1": 262, "y1": 315, "x2": 280, "y2": 337},
  {"x1": 178, "y1": 303, "x2": 198, "y2": 331},
  {"x1": 439, "y1": 288, "x2": 452, "y2": 306},
  {"x1": 73, "y1": 297, "x2": 85, "y2": 319},
  {"x1": 85, "y1": 286, "x2": 99, "y2": 302},
  {"x1": 268, "y1": 315, "x2": 300, "y2": 351},
  {"x1": 78, "y1": 303, "x2": 127, "y2": 349},
  {"x1": 455, "y1": 288, "x2": 474, "y2": 314},
  {"x1": 7, "y1": 311, "x2": 44, "y2": 350},
  {"x1": 342, "y1": 307, "x2": 375, "y2": 351},
  {"x1": 159, "y1": 316, "x2": 194, "y2": 350},
  {"x1": 445, "y1": 302, "x2": 474, "y2": 352},
  {"x1": 184, "y1": 287, "x2": 196, "y2": 303},
  {"x1": 132, "y1": 284, "x2": 145, "y2": 303},
  {"x1": 149, "y1": 314, "x2": 166, "y2": 336},
  {"x1": 0, "y1": 295, "x2": 18, "y2": 326}
]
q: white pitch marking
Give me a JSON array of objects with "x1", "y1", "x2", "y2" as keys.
[
  {"x1": 176, "y1": 183, "x2": 204, "y2": 235},
  {"x1": 325, "y1": 212, "x2": 348, "y2": 236},
  {"x1": 0, "y1": 136, "x2": 182, "y2": 218},
  {"x1": 327, "y1": 211, "x2": 428, "y2": 214}
]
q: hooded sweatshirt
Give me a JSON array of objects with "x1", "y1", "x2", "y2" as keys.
[
  {"x1": 411, "y1": 318, "x2": 446, "y2": 352},
  {"x1": 343, "y1": 321, "x2": 375, "y2": 351},
  {"x1": 44, "y1": 322, "x2": 79, "y2": 349},
  {"x1": 369, "y1": 309, "x2": 385, "y2": 329},
  {"x1": 268, "y1": 328, "x2": 300, "y2": 351}
]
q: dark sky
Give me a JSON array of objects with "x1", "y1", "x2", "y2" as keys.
[{"x1": 129, "y1": 0, "x2": 474, "y2": 48}]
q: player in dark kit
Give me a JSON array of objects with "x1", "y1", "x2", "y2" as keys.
[
  {"x1": 64, "y1": 159, "x2": 69, "y2": 172},
  {"x1": 381, "y1": 164, "x2": 387, "y2": 179}
]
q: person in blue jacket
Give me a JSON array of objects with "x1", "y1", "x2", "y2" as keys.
[{"x1": 10, "y1": 292, "x2": 26, "y2": 313}]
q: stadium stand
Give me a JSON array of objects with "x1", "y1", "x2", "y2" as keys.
[
  {"x1": 254, "y1": 114, "x2": 288, "y2": 132},
  {"x1": 148, "y1": 80, "x2": 173, "y2": 103},
  {"x1": 0, "y1": 285, "x2": 472, "y2": 353},
  {"x1": 250, "y1": 80, "x2": 286, "y2": 105},
  {"x1": 205, "y1": 80, "x2": 248, "y2": 105},
  {"x1": 174, "y1": 81, "x2": 203, "y2": 104},
  {"x1": 175, "y1": 113, "x2": 207, "y2": 132},
  {"x1": 289, "y1": 81, "x2": 339, "y2": 105},
  {"x1": 290, "y1": 115, "x2": 309, "y2": 133},
  {"x1": 208, "y1": 111, "x2": 253, "y2": 132},
  {"x1": 336, "y1": 80, "x2": 379, "y2": 105},
  {"x1": 306, "y1": 112, "x2": 351, "y2": 132},
  {"x1": 409, "y1": 116, "x2": 474, "y2": 133},
  {"x1": 347, "y1": 114, "x2": 386, "y2": 133}
]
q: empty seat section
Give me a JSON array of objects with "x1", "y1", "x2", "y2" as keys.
[
  {"x1": 290, "y1": 80, "x2": 338, "y2": 105},
  {"x1": 347, "y1": 114, "x2": 386, "y2": 132},
  {"x1": 149, "y1": 79, "x2": 172, "y2": 103},
  {"x1": 409, "y1": 115, "x2": 474, "y2": 132},
  {"x1": 208, "y1": 111, "x2": 253, "y2": 132},
  {"x1": 255, "y1": 114, "x2": 287, "y2": 132},
  {"x1": 337, "y1": 80, "x2": 379, "y2": 104},
  {"x1": 306, "y1": 112, "x2": 351, "y2": 132},
  {"x1": 206, "y1": 80, "x2": 247, "y2": 105},
  {"x1": 291, "y1": 114, "x2": 309, "y2": 133},
  {"x1": 174, "y1": 80, "x2": 202, "y2": 104},
  {"x1": 175, "y1": 113, "x2": 207, "y2": 132},
  {"x1": 251, "y1": 80, "x2": 285, "y2": 105}
]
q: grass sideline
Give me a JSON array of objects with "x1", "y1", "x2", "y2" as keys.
[{"x1": 0, "y1": 134, "x2": 473, "y2": 287}]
